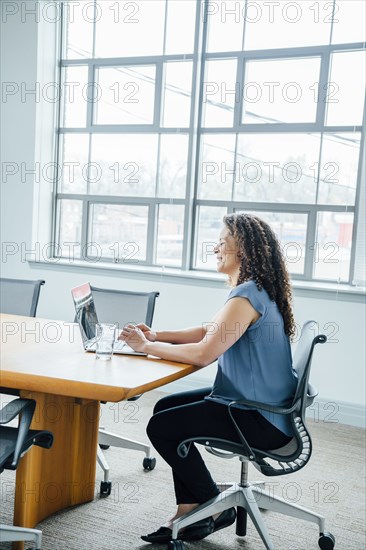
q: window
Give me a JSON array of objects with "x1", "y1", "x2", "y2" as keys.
[{"x1": 55, "y1": 0, "x2": 365, "y2": 283}]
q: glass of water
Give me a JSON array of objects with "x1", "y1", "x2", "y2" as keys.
[{"x1": 95, "y1": 323, "x2": 117, "y2": 360}]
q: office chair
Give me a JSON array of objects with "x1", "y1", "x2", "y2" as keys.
[
  {"x1": 167, "y1": 321, "x2": 335, "y2": 550},
  {"x1": 0, "y1": 278, "x2": 45, "y2": 398},
  {"x1": 90, "y1": 286, "x2": 160, "y2": 496},
  {"x1": 0, "y1": 278, "x2": 45, "y2": 317},
  {"x1": 0, "y1": 397, "x2": 54, "y2": 549}
]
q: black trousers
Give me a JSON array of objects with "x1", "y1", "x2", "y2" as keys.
[{"x1": 146, "y1": 387, "x2": 291, "y2": 505}]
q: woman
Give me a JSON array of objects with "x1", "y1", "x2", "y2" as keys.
[{"x1": 120, "y1": 213, "x2": 297, "y2": 544}]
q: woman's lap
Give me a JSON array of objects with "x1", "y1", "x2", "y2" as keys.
[
  {"x1": 153, "y1": 387, "x2": 212, "y2": 414},
  {"x1": 150, "y1": 388, "x2": 290, "y2": 450}
]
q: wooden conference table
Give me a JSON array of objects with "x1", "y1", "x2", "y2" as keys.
[{"x1": 0, "y1": 314, "x2": 198, "y2": 548}]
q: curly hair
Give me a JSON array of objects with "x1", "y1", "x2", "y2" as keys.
[{"x1": 223, "y1": 213, "x2": 296, "y2": 339}]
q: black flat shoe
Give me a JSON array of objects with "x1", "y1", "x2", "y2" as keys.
[
  {"x1": 141, "y1": 526, "x2": 172, "y2": 543},
  {"x1": 179, "y1": 516, "x2": 215, "y2": 541},
  {"x1": 213, "y1": 507, "x2": 237, "y2": 532}
]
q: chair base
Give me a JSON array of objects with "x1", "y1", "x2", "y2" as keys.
[
  {"x1": 170, "y1": 481, "x2": 326, "y2": 550},
  {"x1": 97, "y1": 429, "x2": 152, "y2": 483},
  {"x1": 0, "y1": 524, "x2": 42, "y2": 549}
]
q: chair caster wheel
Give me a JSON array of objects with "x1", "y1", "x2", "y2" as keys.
[
  {"x1": 318, "y1": 532, "x2": 335, "y2": 549},
  {"x1": 99, "y1": 444, "x2": 110, "y2": 450},
  {"x1": 167, "y1": 540, "x2": 185, "y2": 549},
  {"x1": 100, "y1": 481, "x2": 112, "y2": 497},
  {"x1": 143, "y1": 457, "x2": 156, "y2": 471}
]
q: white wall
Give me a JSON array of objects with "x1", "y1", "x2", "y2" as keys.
[{"x1": 1, "y1": 3, "x2": 365, "y2": 427}]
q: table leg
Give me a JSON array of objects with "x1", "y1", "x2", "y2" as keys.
[{"x1": 12, "y1": 391, "x2": 99, "y2": 549}]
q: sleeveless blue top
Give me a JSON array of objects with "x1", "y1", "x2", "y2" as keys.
[{"x1": 205, "y1": 280, "x2": 297, "y2": 436}]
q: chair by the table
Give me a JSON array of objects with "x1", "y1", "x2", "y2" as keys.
[
  {"x1": 0, "y1": 398, "x2": 54, "y2": 549},
  {"x1": 0, "y1": 278, "x2": 45, "y2": 398},
  {"x1": 90, "y1": 286, "x2": 160, "y2": 496},
  {"x1": 167, "y1": 321, "x2": 335, "y2": 550},
  {"x1": 0, "y1": 278, "x2": 45, "y2": 317}
]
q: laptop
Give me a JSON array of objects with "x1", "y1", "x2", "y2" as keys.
[{"x1": 71, "y1": 282, "x2": 146, "y2": 356}]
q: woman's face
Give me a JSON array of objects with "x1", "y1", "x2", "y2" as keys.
[{"x1": 213, "y1": 225, "x2": 241, "y2": 283}]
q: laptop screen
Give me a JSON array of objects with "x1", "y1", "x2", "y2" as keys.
[{"x1": 71, "y1": 282, "x2": 99, "y2": 344}]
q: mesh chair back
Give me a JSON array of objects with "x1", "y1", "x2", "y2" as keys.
[
  {"x1": 0, "y1": 278, "x2": 45, "y2": 317},
  {"x1": 252, "y1": 322, "x2": 326, "y2": 475},
  {"x1": 292, "y1": 321, "x2": 326, "y2": 418},
  {"x1": 90, "y1": 286, "x2": 159, "y2": 330}
]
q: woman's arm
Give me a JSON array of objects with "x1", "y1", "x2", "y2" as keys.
[
  {"x1": 155, "y1": 326, "x2": 207, "y2": 344},
  {"x1": 121, "y1": 297, "x2": 260, "y2": 367},
  {"x1": 135, "y1": 324, "x2": 207, "y2": 344}
]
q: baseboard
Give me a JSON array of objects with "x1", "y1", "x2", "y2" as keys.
[
  {"x1": 158, "y1": 377, "x2": 365, "y2": 429},
  {"x1": 305, "y1": 397, "x2": 365, "y2": 429}
]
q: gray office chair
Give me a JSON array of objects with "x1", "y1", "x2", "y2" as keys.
[
  {"x1": 0, "y1": 278, "x2": 45, "y2": 398},
  {"x1": 0, "y1": 278, "x2": 45, "y2": 317},
  {"x1": 0, "y1": 398, "x2": 54, "y2": 549},
  {"x1": 90, "y1": 286, "x2": 160, "y2": 496},
  {"x1": 167, "y1": 321, "x2": 335, "y2": 550}
]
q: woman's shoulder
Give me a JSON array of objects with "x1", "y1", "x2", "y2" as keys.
[
  {"x1": 228, "y1": 280, "x2": 272, "y2": 313},
  {"x1": 229, "y1": 280, "x2": 259, "y2": 298},
  {"x1": 226, "y1": 280, "x2": 268, "y2": 319}
]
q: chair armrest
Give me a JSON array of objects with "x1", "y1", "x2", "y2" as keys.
[
  {"x1": 127, "y1": 394, "x2": 142, "y2": 401},
  {"x1": 0, "y1": 398, "x2": 36, "y2": 469},
  {"x1": 228, "y1": 382, "x2": 318, "y2": 416},
  {"x1": 0, "y1": 398, "x2": 36, "y2": 424},
  {"x1": 306, "y1": 383, "x2": 318, "y2": 407},
  {"x1": 228, "y1": 398, "x2": 300, "y2": 416},
  {"x1": 29, "y1": 429, "x2": 54, "y2": 450}
]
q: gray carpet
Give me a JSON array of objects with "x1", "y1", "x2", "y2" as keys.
[{"x1": 1, "y1": 390, "x2": 365, "y2": 550}]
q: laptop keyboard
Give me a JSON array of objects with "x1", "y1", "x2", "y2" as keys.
[{"x1": 114, "y1": 340, "x2": 126, "y2": 351}]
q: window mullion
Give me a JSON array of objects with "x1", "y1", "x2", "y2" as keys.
[
  {"x1": 304, "y1": 209, "x2": 317, "y2": 280},
  {"x1": 182, "y1": 0, "x2": 207, "y2": 271},
  {"x1": 52, "y1": 10, "x2": 65, "y2": 260},
  {"x1": 81, "y1": 198, "x2": 90, "y2": 257},
  {"x1": 86, "y1": 64, "x2": 95, "y2": 132},
  {"x1": 315, "y1": 133, "x2": 324, "y2": 204},
  {"x1": 233, "y1": 56, "x2": 244, "y2": 131},
  {"x1": 92, "y1": 0, "x2": 97, "y2": 58},
  {"x1": 146, "y1": 204, "x2": 156, "y2": 265},
  {"x1": 231, "y1": 134, "x2": 239, "y2": 202},
  {"x1": 316, "y1": 51, "x2": 331, "y2": 126},
  {"x1": 154, "y1": 61, "x2": 163, "y2": 128}
]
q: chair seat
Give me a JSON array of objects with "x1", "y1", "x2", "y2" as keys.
[
  {"x1": 197, "y1": 434, "x2": 309, "y2": 477},
  {"x1": 268, "y1": 437, "x2": 299, "y2": 456},
  {"x1": 180, "y1": 435, "x2": 301, "y2": 462},
  {"x1": 179, "y1": 408, "x2": 312, "y2": 477}
]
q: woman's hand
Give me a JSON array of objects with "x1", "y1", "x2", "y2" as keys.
[
  {"x1": 118, "y1": 323, "x2": 150, "y2": 353},
  {"x1": 135, "y1": 323, "x2": 157, "y2": 342}
]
